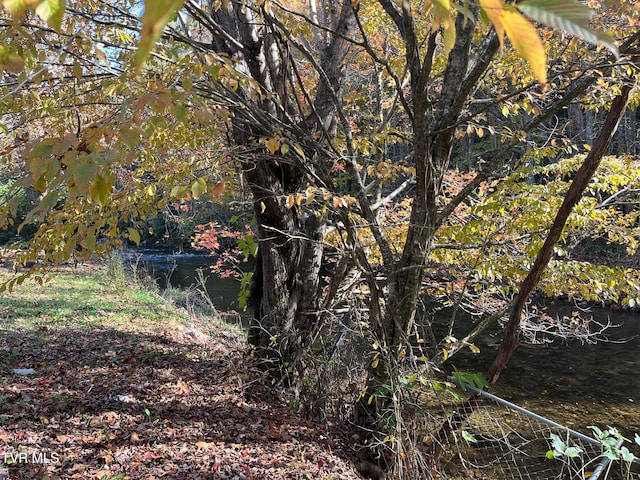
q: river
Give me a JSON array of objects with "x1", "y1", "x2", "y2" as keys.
[
  {"x1": 127, "y1": 249, "x2": 640, "y2": 455},
  {"x1": 122, "y1": 249, "x2": 246, "y2": 311}
]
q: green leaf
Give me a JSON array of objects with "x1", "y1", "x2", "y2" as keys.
[
  {"x1": 72, "y1": 158, "x2": 98, "y2": 193},
  {"x1": 88, "y1": 174, "x2": 112, "y2": 206},
  {"x1": 40, "y1": 191, "x2": 59, "y2": 211},
  {"x1": 453, "y1": 370, "x2": 489, "y2": 390},
  {"x1": 83, "y1": 234, "x2": 96, "y2": 250},
  {"x1": 620, "y1": 446, "x2": 635, "y2": 463},
  {"x1": 588, "y1": 425, "x2": 604, "y2": 439},
  {"x1": 517, "y1": 0, "x2": 618, "y2": 56},
  {"x1": 191, "y1": 178, "x2": 207, "y2": 199},
  {"x1": 175, "y1": 105, "x2": 188, "y2": 122},
  {"x1": 462, "y1": 430, "x2": 477, "y2": 444},
  {"x1": 550, "y1": 433, "x2": 565, "y2": 452},
  {"x1": 135, "y1": 0, "x2": 187, "y2": 72},
  {"x1": 170, "y1": 185, "x2": 190, "y2": 198},
  {"x1": 564, "y1": 446, "x2": 582, "y2": 457},
  {"x1": 35, "y1": 0, "x2": 65, "y2": 31},
  {"x1": 127, "y1": 227, "x2": 141, "y2": 245}
]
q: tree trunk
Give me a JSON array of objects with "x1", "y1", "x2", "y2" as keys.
[
  {"x1": 486, "y1": 79, "x2": 634, "y2": 384},
  {"x1": 202, "y1": 0, "x2": 357, "y2": 381},
  {"x1": 245, "y1": 158, "x2": 325, "y2": 382},
  {"x1": 568, "y1": 102, "x2": 586, "y2": 144},
  {"x1": 352, "y1": 5, "x2": 500, "y2": 464}
]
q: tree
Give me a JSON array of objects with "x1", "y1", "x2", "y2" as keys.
[{"x1": 2, "y1": 0, "x2": 639, "y2": 476}]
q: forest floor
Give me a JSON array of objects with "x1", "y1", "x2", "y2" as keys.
[{"x1": 0, "y1": 262, "x2": 362, "y2": 480}]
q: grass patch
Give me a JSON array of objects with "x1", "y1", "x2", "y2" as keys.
[{"x1": 0, "y1": 264, "x2": 191, "y2": 334}]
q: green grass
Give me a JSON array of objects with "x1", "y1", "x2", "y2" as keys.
[{"x1": 0, "y1": 264, "x2": 192, "y2": 334}]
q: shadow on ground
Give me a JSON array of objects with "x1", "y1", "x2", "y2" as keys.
[{"x1": 0, "y1": 324, "x2": 360, "y2": 479}]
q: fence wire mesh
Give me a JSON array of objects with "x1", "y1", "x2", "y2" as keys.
[{"x1": 436, "y1": 385, "x2": 639, "y2": 480}]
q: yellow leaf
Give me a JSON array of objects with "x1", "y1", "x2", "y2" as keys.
[
  {"x1": 286, "y1": 194, "x2": 295, "y2": 209},
  {"x1": 407, "y1": 373, "x2": 418, "y2": 384},
  {"x1": 479, "y1": 0, "x2": 505, "y2": 46},
  {"x1": 265, "y1": 137, "x2": 280, "y2": 154},
  {"x1": 2, "y1": 0, "x2": 39, "y2": 20},
  {"x1": 291, "y1": 142, "x2": 306, "y2": 161},
  {"x1": 88, "y1": 174, "x2": 112, "y2": 206},
  {"x1": 135, "y1": 0, "x2": 187, "y2": 72},
  {"x1": 295, "y1": 193, "x2": 303, "y2": 206},
  {"x1": 442, "y1": 348, "x2": 449, "y2": 361},
  {"x1": 0, "y1": 48, "x2": 24, "y2": 74},
  {"x1": 441, "y1": 20, "x2": 456, "y2": 53},
  {"x1": 501, "y1": 7, "x2": 547, "y2": 87},
  {"x1": 305, "y1": 192, "x2": 315, "y2": 205},
  {"x1": 72, "y1": 61, "x2": 83, "y2": 79},
  {"x1": 432, "y1": 0, "x2": 456, "y2": 53},
  {"x1": 468, "y1": 344, "x2": 481, "y2": 354},
  {"x1": 94, "y1": 46, "x2": 110, "y2": 70},
  {"x1": 260, "y1": 201, "x2": 266, "y2": 214},
  {"x1": 35, "y1": 0, "x2": 65, "y2": 31}
]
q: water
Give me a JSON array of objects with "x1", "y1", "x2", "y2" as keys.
[
  {"x1": 122, "y1": 249, "x2": 245, "y2": 311},
  {"x1": 131, "y1": 250, "x2": 640, "y2": 446},
  {"x1": 444, "y1": 303, "x2": 640, "y2": 445}
]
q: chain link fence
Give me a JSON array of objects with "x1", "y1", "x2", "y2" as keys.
[{"x1": 437, "y1": 384, "x2": 640, "y2": 479}]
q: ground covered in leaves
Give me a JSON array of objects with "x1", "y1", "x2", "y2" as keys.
[{"x1": 0, "y1": 264, "x2": 361, "y2": 479}]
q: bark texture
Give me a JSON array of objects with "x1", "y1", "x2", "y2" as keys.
[{"x1": 194, "y1": 1, "x2": 358, "y2": 381}]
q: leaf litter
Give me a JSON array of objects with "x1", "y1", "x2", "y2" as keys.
[{"x1": 0, "y1": 268, "x2": 360, "y2": 479}]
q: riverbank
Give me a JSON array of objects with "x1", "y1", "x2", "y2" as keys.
[{"x1": 0, "y1": 263, "x2": 360, "y2": 479}]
